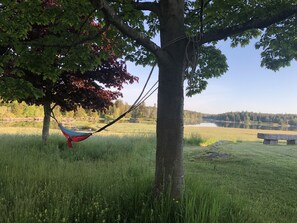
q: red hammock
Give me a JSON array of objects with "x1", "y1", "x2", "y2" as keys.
[
  {"x1": 58, "y1": 124, "x2": 92, "y2": 148},
  {"x1": 52, "y1": 64, "x2": 157, "y2": 148}
]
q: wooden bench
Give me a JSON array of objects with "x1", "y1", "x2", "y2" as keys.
[{"x1": 257, "y1": 133, "x2": 297, "y2": 145}]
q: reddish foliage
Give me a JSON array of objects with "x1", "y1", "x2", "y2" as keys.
[
  {"x1": 50, "y1": 57, "x2": 138, "y2": 112},
  {"x1": 1, "y1": 1, "x2": 137, "y2": 112},
  {"x1": 42, "y1": 0, "x2": 59, "y2": 8},
  {"x1": 2, "y1": 55, "x2": 137, "y2": 112}
]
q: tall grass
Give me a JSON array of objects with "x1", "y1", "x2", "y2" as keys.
[
  {"x1": 0, "y1": 133, "x2": 252, "y2": 223},
  {"x1": 0, "y1": 134, "x2": 154, "y2": 222},
  {"x1": 0, "y1": 135, "x2": 236, "y2": 222},
  {"x1": 184, "y1": 133, "x2": 206, "y2": 146},
  {"x1": 1, "y1": 125, "x2": 297, "y2": 222}
]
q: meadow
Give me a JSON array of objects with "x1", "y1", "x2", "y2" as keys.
[{"x1": 0, "y1": 123, "x2": 297, "y2": 222}]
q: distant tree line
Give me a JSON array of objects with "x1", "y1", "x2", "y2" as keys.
[
  {"x1": 0, "y1": 100, "x2": 202, "y2": 123},
  {"x1": 204, "y1": 112, "x2": 297, "y2": 126}
]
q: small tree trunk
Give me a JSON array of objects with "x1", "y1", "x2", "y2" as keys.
[{"x1": 42, "y1": 101, "x2": 51, "y2": 144}]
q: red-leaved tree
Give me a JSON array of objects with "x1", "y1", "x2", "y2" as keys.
[{"x1": 0, "y1": 1, "x2": 137, "y2": 143}]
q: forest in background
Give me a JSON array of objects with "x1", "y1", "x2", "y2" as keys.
[
  {"x1": 2, "y1": 101, "x2": 297, "y2": 126},
  {"x1": 205, "y1": 112, "x2": 297, "y2": 126},
  {"x1": 0, "y1": 100, "x2": 202, "y2": 124}
]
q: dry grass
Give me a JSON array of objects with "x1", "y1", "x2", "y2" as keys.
[{"x1": 2, "y1": 123, "x2": 297, "y2": 143}]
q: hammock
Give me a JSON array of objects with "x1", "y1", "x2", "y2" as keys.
[
  {"x1": 52, "y1": 64, "x2": 158, "y2": 149},
  {"x1": 58, "y1": 124, "x2": 92, "y2": 148}
]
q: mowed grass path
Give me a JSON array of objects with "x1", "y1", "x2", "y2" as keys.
[{"x1": 0, "y1": 124, "x2": 297, "y2": 222}]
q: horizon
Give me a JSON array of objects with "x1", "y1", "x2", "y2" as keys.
[{"x1": 122, "y1": 39, "x2": 297, "y2": 115}]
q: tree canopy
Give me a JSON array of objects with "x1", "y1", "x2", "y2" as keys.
[
  {"x1": 0, "y1": 0, "x2": 138, "y2": 143},
  {"x1": 0, "y1": 0, "x2": 137, "y2": 112},
  {"x1": 88, "y1": 0, "x2": 296, "y2": 93},
  {"x1": 2, "y1": 1, "x2": 295, "y2": 101}
]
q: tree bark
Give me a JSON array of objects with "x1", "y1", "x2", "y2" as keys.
[
  {"x1": 42, "y1": 101, "x2": 51, "y2": 144},
  {"x1": 154, "y1": 0, "x2": 186, "y2": 199},
  {"x1": 155, "y1": 60, "x2": 185, "y2": 199}
]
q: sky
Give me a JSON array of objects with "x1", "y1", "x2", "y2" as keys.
[{"x1": 121, "y1": 40, "x2": 297, "y2": 115}]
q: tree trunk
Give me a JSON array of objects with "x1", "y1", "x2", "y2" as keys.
[
  {"x1": 42, "y1": 101, "x2": 51, "y2": 144},
  {"x1": 155, "y1": 60, "x2": 185, "y2": 198},
  {"x1": 154, "y1": 0, "x2": 186, "y2": 199}
]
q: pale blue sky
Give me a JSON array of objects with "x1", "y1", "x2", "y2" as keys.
[{"x1": 122, "y1": 40, "x2": 297, "y2": 114}]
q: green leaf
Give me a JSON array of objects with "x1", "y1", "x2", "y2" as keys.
[{"x1": 185, "y1": 46, "x2": 228, "y2": 96}]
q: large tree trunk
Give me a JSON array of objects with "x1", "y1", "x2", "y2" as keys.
[
  {"x1": 42, "y1": 101, "x2": 51, "y2": 144},
  {"x1": 155, "y1": 60, "x2": 185, "y2": 198},
  {"x1": 154, "y1": 0, "x2": 186, "y2": 199}
]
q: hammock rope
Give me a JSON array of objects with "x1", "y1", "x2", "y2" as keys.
[{"x1": 51, "y1": 64, "x2": 158, "y2": 148}]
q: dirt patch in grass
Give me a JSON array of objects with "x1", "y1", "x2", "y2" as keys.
[
  {"x1": 210, "y1": 140, "x2": 232, "y2": 148},
  {"x1": 193, "y1": 140, "x2": 233, "y2": 160},
  {"x1": 204, "y1": 151, "x2": 231, "y2": 159},
  {"x1": 193, "y1": 151, "x2": 231, "y2": 160}
]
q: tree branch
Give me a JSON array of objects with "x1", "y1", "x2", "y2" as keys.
[
  {"x1": 78, "y1": 8, "x2": 97, "y2": 34},
  {"x1": 24, "y1": 23, "x2": 110, "y2": 48},
  {"x1": 199, "y1": 5, "x2": 297, "y2": 45},
  {"x1": 132, "y1": 1, "x2": 159, "y2": 15},
  {"x1": 89, "y1": 0, "x2": 165, "y2": 60}
]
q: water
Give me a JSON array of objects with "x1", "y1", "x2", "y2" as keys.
[
  {"x1": 187, "y1": 123, "x2": 218, "y2": 127},
  {"x1": 187, "y1": 121, "x2": 297, "y2": 132},
  {"x1": 2, "y1": 120, "x2": 297, "y2": 132}
]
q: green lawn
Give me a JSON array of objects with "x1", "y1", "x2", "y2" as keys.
[
  {"x1": 0, "y1": 125, "x2": 296, "y2": 222},
  {"x1": 185, "y1": 141, "x2": 297, "y2": 223}
]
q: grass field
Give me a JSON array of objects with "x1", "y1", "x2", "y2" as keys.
[{"x1": 0, "y1": 124, "x2": 297, "y2": 222}]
